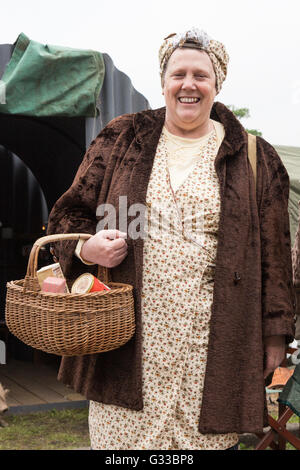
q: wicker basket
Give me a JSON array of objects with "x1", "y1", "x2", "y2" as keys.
[{"x1": 5, "y1": 233, "x2": 135, "y2": 356}]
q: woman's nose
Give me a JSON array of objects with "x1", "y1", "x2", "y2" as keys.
[{"x1": 181, "y1": 76, "x2": 196, "y2": 89}]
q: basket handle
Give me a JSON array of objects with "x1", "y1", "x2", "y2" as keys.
[{"x1": 26, "y1": 233, "x2": 109, "y2": 284}]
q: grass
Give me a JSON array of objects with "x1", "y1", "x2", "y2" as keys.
[
  {"x1": 240, "y1": 441, "x2": 298, "y2": 451},
  {"x1": 0, "y1": 403, "x2": 299, "y2": 451},
  {"x1": 0, "y1": 407, "x2": 90, "y2": 450}
]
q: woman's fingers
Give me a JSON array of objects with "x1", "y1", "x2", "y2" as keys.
[
  {"x1": 105, "y1": 249, "x2": 128, "y2": 268},
  {"x1": 99, "y1": 229, "x2": 127, "y2": 240},
  {"x1": 80, "y1": 230, "x2": 128, "y2": 267},
  {"x1": 263, "y1": 336, "x2": 286, "y2": 378},
  {"x1": 107, "y1": 237, "x2": 127, "y2": 250}
]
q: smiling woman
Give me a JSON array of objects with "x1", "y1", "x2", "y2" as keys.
[{"x1": 47, "y1": 27, "x2": 295, "y2": 451}]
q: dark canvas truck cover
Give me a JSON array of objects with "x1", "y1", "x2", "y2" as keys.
[{"x1": 0, "y1": 34, "x2": 149, "y2": 340}]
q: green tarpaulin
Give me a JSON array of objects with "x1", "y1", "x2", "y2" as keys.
[
  {"x1": 275, "y1": 145, "x2": 300, "y2": 246},
  {"x1": 0, "y1": 33, "x2": 105, "y2": 117},
  {"x1": 278, "y1": 361, "x2": 300, "y2": 417}
]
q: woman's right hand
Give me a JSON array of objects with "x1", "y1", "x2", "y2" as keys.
[{"x1": 80, "y1": 229, "x2": 128, "y2": 268}]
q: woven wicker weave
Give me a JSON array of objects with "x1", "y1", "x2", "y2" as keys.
[{"x1": 5, "y1": 233, "x2": 135, "y2": 356}]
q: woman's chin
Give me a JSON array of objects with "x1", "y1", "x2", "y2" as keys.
[{"x1": 175, "y1": 113, "x2": 200, "y2": 126}]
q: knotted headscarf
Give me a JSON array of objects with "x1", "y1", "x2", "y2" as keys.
[{"x1": 159, "y1": 28, "x2": 229, "y2": 94}]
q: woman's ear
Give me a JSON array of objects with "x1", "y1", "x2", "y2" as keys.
[{"x1": 161, "y1": 74, "x2": 165, "y2": 94}]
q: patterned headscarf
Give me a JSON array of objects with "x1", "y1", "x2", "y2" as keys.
[{"x1": 159, "y1": 28, "x2": 229, "y2": 94}]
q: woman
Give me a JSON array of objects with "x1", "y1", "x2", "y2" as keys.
[{"x1": 47, "y1": 29, "x2": 295, "y2": 450}]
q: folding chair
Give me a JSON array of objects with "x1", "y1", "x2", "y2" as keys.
[{"x1": 255, "y1": 347, "x2": 300, "y2": 450}]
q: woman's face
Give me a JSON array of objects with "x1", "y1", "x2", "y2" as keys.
[{"x1": 162, "y1": 48, "x2": 217, "y2": 133}]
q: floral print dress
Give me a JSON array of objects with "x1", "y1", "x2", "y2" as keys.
[{"x1": 88, "y1": 122, "x2": 238, "y2": 450}]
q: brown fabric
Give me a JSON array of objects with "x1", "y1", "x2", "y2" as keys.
[
  {"x1": 47, "y1": 102, "x2": 295, "y2": 434},
  {"x1": 292, "y1": 213, "x2": 300, "y2": 340}
]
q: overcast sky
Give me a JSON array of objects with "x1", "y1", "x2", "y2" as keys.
[{"x1": 1, "y1": 0, "x2": 300, "y2": 146}]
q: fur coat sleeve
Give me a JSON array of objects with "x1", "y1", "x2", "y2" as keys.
[
  {"x1": 257, "y1": 137, "x2": 296, "y2": 342},
  {"x1": 46, "y1": 116, "x2": 124, "y2": 279}
]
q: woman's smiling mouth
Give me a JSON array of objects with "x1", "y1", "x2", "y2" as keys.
[{"x1": 178, "y1": 97, "x2": 200, "y2": 103}]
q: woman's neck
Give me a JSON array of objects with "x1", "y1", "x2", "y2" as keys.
[{"x1": 164, "y1": 118, "x2": 214, "y2": 139}]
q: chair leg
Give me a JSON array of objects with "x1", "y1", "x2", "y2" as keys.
[
  {"x1": 255, "y1": 427, "x2": 278, "y2": 450},
  {"x1": 278, "y1": 403, "x2": 287, "y2": 450},
  {"x1": 255, "y1": 408, "x2": 295, "y2": 450},
  {"x1": 268, "y1": 411, "x2": 300, "y2": 450}
]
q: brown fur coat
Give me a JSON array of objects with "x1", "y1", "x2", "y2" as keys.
[{"x1": 47, "y1": 102, "x2": 295, "y2": 434}]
